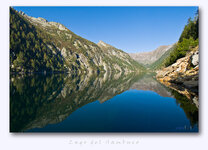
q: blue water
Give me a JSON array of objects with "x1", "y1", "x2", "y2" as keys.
[
  {"x1": 28, "y1": 89, "x2": 198, "y2": 132},
  {"x1": 10, "y1": 73, "x2": 198, "y2": 132}
]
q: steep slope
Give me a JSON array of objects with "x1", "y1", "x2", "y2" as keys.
[
  {"x1": 163, "y1": 13, "x2": 198, "y2": 67},
  {"x1": 148, "y1": 44, "x2": 176, "y2": 70},
  {"x1": 97, "y1": 40, "x2": 145, "y2": 71},
  {"x1": 10, "y1": 8, "x2": 65, "y2": 73},
  {"x1": 10, "y1": 8, "x2": 144, "y2": 74},
  {"x1": 129, "y1": 44, "x2": 174, "y2": 66}
]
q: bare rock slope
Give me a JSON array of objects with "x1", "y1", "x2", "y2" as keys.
[{"x1": 129, "y1": 44, "x2": 174, "y2": 66}]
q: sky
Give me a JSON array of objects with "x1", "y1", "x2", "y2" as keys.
[{"x1": 14, "y1": 6, "x2": 198, "y2": 53}]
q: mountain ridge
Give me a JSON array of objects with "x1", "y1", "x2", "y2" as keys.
[
  {"x1": 128, "y1": 44, "x2": 175, "y2": 66},
  {"x1": 10, "y1": 8, "x2": 145, "y2": 74}
]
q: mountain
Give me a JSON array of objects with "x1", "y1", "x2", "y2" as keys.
[
  {"x1": 148, "y1": 44, "x2": 176, "y2": 70},
  {"x1": 10, "y1": 8, "x2": 144, "y2": 74},
  {"x1": 128, "y1": 44, "x2": 174, "y2": 66},
  {"x1": 97, "y1": 40, "x2": 145, "y2": 72}
]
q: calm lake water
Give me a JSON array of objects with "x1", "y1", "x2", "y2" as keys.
[{"x1": 10, "y1": 72, "x2": 198, "y2": 132}]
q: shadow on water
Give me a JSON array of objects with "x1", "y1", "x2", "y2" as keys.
[{"x1": 10, "y1": 72, "x2": 198, "y2": 132}]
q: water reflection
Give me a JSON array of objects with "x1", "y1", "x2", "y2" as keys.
[{"x1": 10, "y1": 72, "x2": 198, "y2": 132}]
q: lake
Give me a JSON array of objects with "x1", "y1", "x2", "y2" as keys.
[{"x1": 10, "y1": 72, "x2": 198, "y2": 132}]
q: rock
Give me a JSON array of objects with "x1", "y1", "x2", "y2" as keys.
[
  {"x1": 19, "y1": 11, "x2": 25, "y2": 16},
  {"x1": 61, "y1": 47, "x2": 67, "y2": 57},
  {"x1": 156, "y1": 47, "x2": 199, "y2": 103},
  {"x1": 37, "y1": 17, "x2": 48, "y2": 23},
  {"x1": 163, "y1": 76, "x2": 172, "y2": 82},
  {"x1": 65, "y1": 33, "x2": 72, "y2": 39},
  {"x1": 98, "y1": 40, "x2": 109, "y2": 47},
  {"x1": 192, "y1": 51, "x2": 199, "y2": 66},
  {"x1": 193, "y1": 96, "x2": 199, "y2": 108},
  {"x1": 179, "y1": 62, "x2": 189, "y2": 72},
  {"x1": 58, "y1": 24, "x2": 67, "y2": 31},
  {"x1": 73, "y1": 41, "x2": 79, "y2": 49},
  {"x1": 156, "y1": 66, "x2": 174, "y2": 78}
]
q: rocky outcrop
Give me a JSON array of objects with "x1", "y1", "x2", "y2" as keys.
[
  {"x1": 156, "y1": 46, "x2": 199, "y2": 107},
  {"x1": 20, "y1": 11, "x2": 68, "y2": 31},
  {"x1": 192, "y1": 50, "x2": 199, "y2": 66}
]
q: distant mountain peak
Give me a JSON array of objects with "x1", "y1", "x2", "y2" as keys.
[{"x1": 129, "y1": 44, "x2": 175, "y2": 65}]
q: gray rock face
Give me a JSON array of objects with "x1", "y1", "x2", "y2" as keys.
[
  {"x1": 49, "y1": 22, "x2": 67, "y2": 31},
  {"x1": 61, "y1": 47, "x2": 67, "y2": 57},
  {"x1": 192, "y1": 51, "x2": 199, "y2": 66},
  {"x1": 19, "y1": 11, "x2": 25, "y2": 15},
  {"x1": 19, "y1": 11, "x2": 68, "y2": 31},
  {"x1": 129, "y1": 44, "x2": 174, "y2": 65},
  {"x1": 37, "y1": 17, "x2": 48, "y2": 23}
]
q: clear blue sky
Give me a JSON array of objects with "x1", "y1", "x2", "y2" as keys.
[{"x1": 14, "y1": 6, "x2": 198, "y2": 53}]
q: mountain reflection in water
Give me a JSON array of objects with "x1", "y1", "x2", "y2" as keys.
[{"x1": 10, "y1": 72, "x2": 198, "y2": 132}]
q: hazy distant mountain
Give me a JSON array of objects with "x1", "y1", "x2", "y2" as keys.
[{"x1": 129, "y1": 44, "x2": 174, "y2": 66}]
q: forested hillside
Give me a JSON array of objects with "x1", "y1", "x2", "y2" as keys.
[
  {"x1": 10, "y1": 8, "x2": 144, "y2": 74},
  {"x1": 164, "y1": 13, "x2": 199, "y2": 67},
  {"x1": 10, "y1": 8, "x2": 65, "y2": 72},
  {"x1": 10, "y1": 7, "x2": 198, "y2": 74}
]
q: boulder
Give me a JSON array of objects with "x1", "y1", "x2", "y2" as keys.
[
  {"x1": 192, "y1": 51, "x2": 199, "y2": 66},
  {"x1": 61, "y1": 47, "x2": 67, "y2": 57}
]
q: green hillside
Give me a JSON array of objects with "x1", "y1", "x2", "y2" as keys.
[
  {"x1": 10, "y1": 7, "x2": 145, "y2": 74},
  {"x1": 10, "y1": 8, "x2": 65, "y2": 73}
]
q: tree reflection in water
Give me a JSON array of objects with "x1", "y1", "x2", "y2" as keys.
[{"x1": 10, "y1": 72, "x2": 198, "y2": 132}]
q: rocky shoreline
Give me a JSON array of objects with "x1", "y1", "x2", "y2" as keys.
[{"x1": 156, "y1": 46, "x2": 199, "y2": 107}]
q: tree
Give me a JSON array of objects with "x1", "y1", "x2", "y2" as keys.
[{"x1": 13, "y1": 51, "x2": 24, "y2": 67}]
